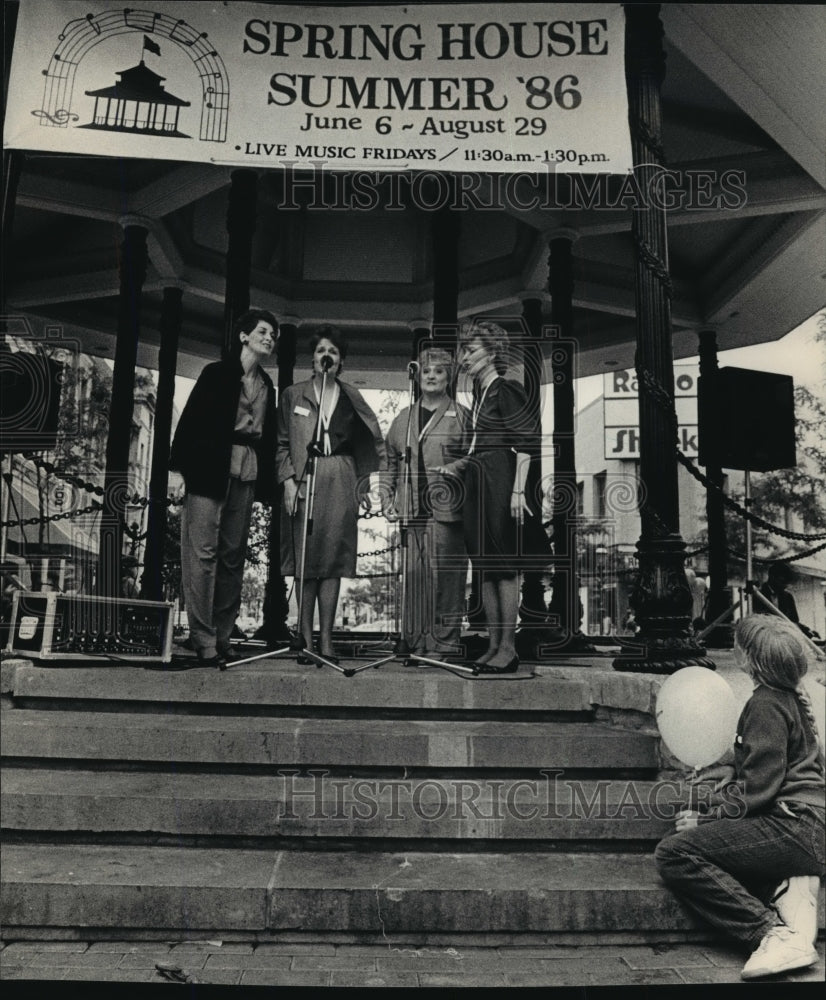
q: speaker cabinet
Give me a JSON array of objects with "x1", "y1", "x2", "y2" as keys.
[{"x1": 699, "y1": 367, "x2": 796, "y2": 472}]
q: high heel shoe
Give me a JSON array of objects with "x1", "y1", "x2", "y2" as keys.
[{"x1": 473, "y1": 655, "x2": 519, "y2": 675}]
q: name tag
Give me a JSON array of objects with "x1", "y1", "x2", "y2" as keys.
[
  {"x1": 294, "y1": 405, "x2": 310, "y2": 416},
  {"x1": 446, "y1": 410, "x2": 456, "y2": 417}
]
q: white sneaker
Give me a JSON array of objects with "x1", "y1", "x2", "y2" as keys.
[
  {"x1": 741, "y1": 925, "x2": 819, "y2": 980},
  {"x1": 771, "y1": 876, "x2": 820, "y2": 947}
]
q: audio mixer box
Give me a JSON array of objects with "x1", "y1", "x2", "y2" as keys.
[{"x1": 3, "y1": 591, "x2": 174, "y2": 663}]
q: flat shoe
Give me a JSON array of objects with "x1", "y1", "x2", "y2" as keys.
[
  {"x1": 474, "y1": 656, "x2": 519, "y2": 674},
  {"x1": 296, "y1": 652, "x2": 314, "y2": 665},
  {"x1": 318, "y1": 652, "x2": 340, "y2": 665},
  {"x1": 197, "y1": 653, "x2": 226, "y2": 672}
]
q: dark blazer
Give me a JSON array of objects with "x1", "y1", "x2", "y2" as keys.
[{"x1": 170, "y1": 358, "x2": 277, "y2": 503}]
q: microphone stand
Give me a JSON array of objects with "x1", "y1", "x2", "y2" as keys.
[
  {"x1": 348, "y1": 363, "x2": 475, "y2": 677},
  {"x1": 229, "y1": 361, "x2": 534, "y2": 680},
  {"x1": 229, "y1": 359, "x2": 350, "y2": 675}
]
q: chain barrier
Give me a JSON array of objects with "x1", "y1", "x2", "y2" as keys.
[
  {"x1": 358, "y1": 544, "x2": 400, "y2": 559},
  {"x1": 17, "y1": 452, "x2": 183, "y2": 508},
  {"x1": 677, "y1": 451, "x2": 826, "y2": 542},
  {"x1": 11, "y1": 374, "x2": 825, "y2": 548},
  {"x1": 1, "y1": 501, "x2": 102, "y2": 528},
  {"x1": 12, "y1": 454, "x2": 400, "y2": 526},
  {"x1": 724, "y1": 540, "x2": 826, "y2": 565},
  {"x1": 632, "y1": 234, "x2": 673, "y2": 299}
]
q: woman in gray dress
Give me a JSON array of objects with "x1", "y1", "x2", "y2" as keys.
[{"x1": 277, "y1": 326, "x2": 385, "y2": 663}]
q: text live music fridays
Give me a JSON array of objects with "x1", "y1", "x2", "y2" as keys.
[{"x1": 1, "y1": 3, "x2": 630, "y2": 173}]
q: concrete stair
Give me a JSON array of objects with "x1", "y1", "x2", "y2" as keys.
[
  {"x1": 2, "y1": 654, "x2": 819, "y2": 942},
  {"x1": 1, "y1": 845, "x2": 692, "y2": 935}
]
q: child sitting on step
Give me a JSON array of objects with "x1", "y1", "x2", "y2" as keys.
[{"x1": 655, "y1": 614, "x2": 824, "y2": 980}]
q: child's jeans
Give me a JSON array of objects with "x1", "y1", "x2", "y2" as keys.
[{"x1": 655, "y1": 802, "x2": 825, "y2": 949}]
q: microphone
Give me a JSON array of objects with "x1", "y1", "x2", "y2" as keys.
[
  {"x1": 321, "y1": 355, "x2": 334, "y2": 372},
  {"x1": 407, "y1": 361, "x2": 419, "y2": 379}
]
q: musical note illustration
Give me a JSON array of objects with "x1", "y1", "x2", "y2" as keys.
[
  {"x1": 32, "y1": 8, "x2": 230, "y2": 143},
  {"x1": 32, "y1": 109, "x2": 80, "y2": 125}
]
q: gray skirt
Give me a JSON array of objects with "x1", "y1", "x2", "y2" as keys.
[{"x1": 280, "y1": 453, "x2": 358, "y2": 578}]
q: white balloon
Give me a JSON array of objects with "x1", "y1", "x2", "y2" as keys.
[{"x1": 655, "y1": 666, "x2": 739, "y2": 769}]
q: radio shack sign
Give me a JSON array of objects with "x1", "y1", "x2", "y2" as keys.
[
  {"x1": 3, "y1": 0, "x2": 632, "y2": 174},
  {"x1": 603, "y1": 366, "x2": 699, "y2": 460}
]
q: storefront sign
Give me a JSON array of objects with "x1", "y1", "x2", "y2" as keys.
[
  {"x1": 4, "y1": 1, "x2": 632, "y2": 174},
  {"x1": 603, "y1": 365, "x2": 699, "y2": 459}
]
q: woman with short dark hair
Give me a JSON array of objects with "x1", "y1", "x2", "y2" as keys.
[
  {"x1": 277, "y1": 325, "x2": 385, "y2": 664},
  {"x1": 170, "y1": 308, "x2": 278, "y2": 668}
]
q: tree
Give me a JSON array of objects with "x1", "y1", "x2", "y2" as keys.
[
  {"x1": 162, "y1": 507, "x2": 182, "y2": 602},
  {"x1": 53, "y1": 356, "x2": 112, "y2": 476},
  {"x1": 374, "y1": 389, "x2": 405, "y2": 436},
  {"x1": 245, "y1": 503, "x2": 272, "y2": 567}
]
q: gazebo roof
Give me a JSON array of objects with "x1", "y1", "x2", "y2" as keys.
[
  {"x1": 85, "y1": 62, "x2": 191, "y2": 106},
  {"x1": 5, "y1": 4, "x2": 824, "y2": 390}
]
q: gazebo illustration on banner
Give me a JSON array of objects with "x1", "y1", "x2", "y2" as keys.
[{"x1": 81, "y1": 36, "x2": 190, "y2": 138}]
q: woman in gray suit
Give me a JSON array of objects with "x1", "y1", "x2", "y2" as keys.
[
  {"x1": 277, "y1": 326, "x2": 385, "y2": 663},
  {"x1": 384, "y1": 346, "x2": 469, "y2": 661}
]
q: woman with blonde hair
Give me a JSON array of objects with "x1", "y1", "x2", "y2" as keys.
[
  {"x1": 384, "y1": 345, "x2": 469, "y2": 660},
  {"x1": 437, "y1": 319, "x2": 545, "y2": 672},
  {"x1": 656, "y1": 614, "x2": 824, "y2": 980}
]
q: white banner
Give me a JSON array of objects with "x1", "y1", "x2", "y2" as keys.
[{"x1": 3, "y1": 0, "x2": 632, "y2": 174}]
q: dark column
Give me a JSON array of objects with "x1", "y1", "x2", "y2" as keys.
[
  {"x1": 431, "y1": 176, "x2": 460, "y2": 331},
  {"x1": 409, "y1": 320, "x2": 431, "y2": 358},
  {"x1": 698, "y1": 330, "x2": 732, "y2": 646},
  {"x1": 544, "y1": 234, "x2": 593, "y2": 653},
  {"x1": 223, "y1": 169, "x2": 258, "y2": 359},
  {"x1": 2, "y1": 152, "x2": 22, "y2": 269},
  {"x1": 97, "y1": 221, "x2": 148, "y2": 597},
  {"x1": 615, "y1": 5, "x2": 713, "y2": 672},
  {"x1": 409, "y1": 320, "x2": 431, "y2": 402},
  {"x1": 255, "y1": 316, "x2": 297, "y2": 645},
  {"x1": 2, "y1": 0, "x2": 22, "y2": 271},
  {"x1": 518, "y1": 293, "x2": 549, "y2": 640},
  {"x1": 141, "y1": 285, "x2": 182, "y2": 601}
]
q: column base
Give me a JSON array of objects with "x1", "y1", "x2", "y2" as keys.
[
  {"x1": 612, "y1": 635, "x2": 717, "y2": 674},
  {"x1": 252, "y1": 624, "x2": 293, "y2": 648}
]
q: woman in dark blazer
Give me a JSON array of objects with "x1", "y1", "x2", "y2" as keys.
[
  {"x1": 437, "y1": 319, "x2": 544, "y2": 673},
  {"x1": 170, "y1": 308, "x2": 278, "y2": 667},
  {"x1": 277, "y1": 326, "x2": 385, "y2": 663}
]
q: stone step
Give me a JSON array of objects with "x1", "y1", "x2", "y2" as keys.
[
  {"x1": 0, "y1": 844, "x2": 699, "y2": 935},
  {"x1": 1, "y1": 769, "x2": 679, "y2": 841},
  {"x1": 2, "y1": 660, "x2": 658, "y2": 717},
  {"x1": 0, "y1": 710, "x2": 659, "y2": 769}
]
